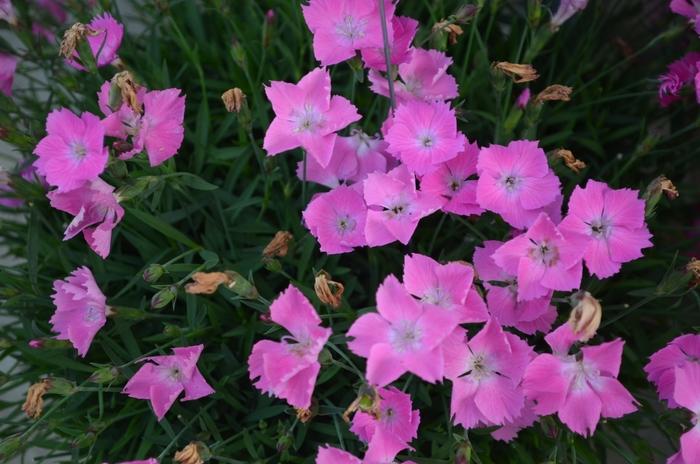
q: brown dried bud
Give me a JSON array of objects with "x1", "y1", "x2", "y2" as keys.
[
  {"x1": 262, "y1": 231, "x2": 293, "y2": 258},
  {"x1": 687, "y1": 258, "x2": 700, "y2": 288},
  {"x1": 174, "y1": 442, "x2": 209, "y2": 464},
  {"x1": 112, "y1": 71, "x2": 143, "y2": 114},
  {"x1": 568, "y1": 292, "x2": 602, "y2": 342},
  {"x1": 296, "y1": 407, "x2": 314, "y2": 423},
  {"x1": 535, "y1": 85, "x2": 573, "y2": 104},
  {"x1": 493, "y1": 62, "x2": 539, "y2": 83},
  {"x1": 651, "y1": 175, "x2": 679, "y2": 200},
  {"x1": 58, "y1": 23, "x2": 91, "y2": 59},
  {"x1": 22, "y1": 378, "x2": 51, "y2": 419},
  {"x1": 221, "y1": 88, "x2": 246, "y2": 113},
  {"x1": 185, "y1": 272, "x2": 232, "y2": 295},
  {"x1": 552, "y1": 148, "x2": 586, "y2": 173},
  {"x1": 433, "y1": 20, "x2": 464, "y2": 45},
  {"x1": 314, "y1": 270, "x2": 344, "y2": 308}
]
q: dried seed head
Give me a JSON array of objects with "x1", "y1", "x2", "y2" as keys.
[
  {"x1": 58, "y1": 23, "x2": 92, "y2": 59},
  {"x1": 535, "y1": 84, "x2": 573, "y2": 104},
  {"x1": 221, "y1": 88, "x2": 246, "y2": 113},
  {"x1": 314, "y1": 270, "x2": 344, "y2": 309},
  {"x1": 22, "y1": 379, "x2": 51, "y2": 419},
  {"x1": 687, "y1": 258, "x2": 700, "y2": 288},
  {"x1": 648, "y1": 175, "x2": 679, "y2": 200},
  {"x1": 433, "y1": 20, "x2": 464, "y2": 45},
  {"x1": 112, "y1": 71, "x2": 143, "y2": 114},
  {"x1": 185, "y1": 272, "x2": 232, "y2": 295},
  {"x1": 174, "y1": 442, "x2": 209, "y2": 464},
  {"x1": 552, "y1": 148, "x2": 586, "y2": 173},
  {"x1": 493, "y1": 61, "x2": 539, "y2": 83},
  {"x1": 568, "y1": 291, "x2": 602, "y2": 342},
  {"x1": 296, "y1": 407, "x2": 314, "y2": 423},
  {"x1": 262, "y1": 230, "x2": 293, "y2": 258}
]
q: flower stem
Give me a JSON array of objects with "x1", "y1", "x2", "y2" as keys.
[{"x1": 378, "y1": 0, "x2": 396, "y2": 111}]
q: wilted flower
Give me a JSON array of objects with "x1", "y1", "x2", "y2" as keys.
[
  {"x1": 568, "y1": 291, "x2": 602, "y2": 342},
  {"x1": 221, "y1": 87, "x2": 246, "y2": 113},
  {"x1": 534, "y1": 84, "x2": 573, "y2": 104},
  {"x1": 185, "y1": 272, "x2": 231, "y2": 294},
  {"x1": 22, "y1": 379, "x2": 51, "y2": 419},
  {"x1": 174, "y1": 442, "x2": 209, "y2": 464},
  {"x1": 644, "y1": 175, "x2": 679, "y2": 206},
  {"x1": 552, "y1": 148, "x2": 586, "y2": 173},
  {"x1": 493, "y1": 62, "x2": 539, "y2": 83},
  {"x1": 262, "y1": 231, "x2": 293, "y2": 258},
  {"x1": 64, "y1": 14, "x2": 124, "y2": 70},
  {"x1": 112, "y1": 71, "x2": 143, "y2": 114},
  {"x1": 687, "y1": 258, "x2": 700, "y2": 287},
  {"x1": 0, "y1": 53, "x2": 17, "y2": 97},
  {"x1": 314, "y1": 270, "x2": 344, "y2": 308},
  {"x1": 432, "y1": 19, "x2": 463, "y2": 45}
]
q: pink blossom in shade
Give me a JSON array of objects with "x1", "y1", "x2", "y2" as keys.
[
  {"x1": 123, "y1": 345, "x2": 215, "y2": 421},
  {"x1": 369, "y1": 48, "x2": 459, "y2": 104},
  {"x1": 420, "y1": 139, "x2": 484, "y2": 217},
  {"x1": 66, "y1": 13, "x2": 124, "y2": 70},
  {"x1": 0, "y1": 0, "x2": 16, "y2": 24},
  {"x1": 671, "y1": 0, "x2": 700, "y2": 35},
  {"x1": 350, "y1": 387, "x2": 420, "y2": 462},
  {"x1": 49, "y1": 266, "x2": 107, "y2": 357},
  {"x1": 33, "y1": 108, "x2": 108, "y2": 192},
  {"x1": 345, "y1": 130, "x2": 390, "y2": 183},
  {"x1": 473, "y1": 241, "x2": 556, "y2": 335},
  {"x1": 491, "y1": 401, "x2": 539, "y2": 442},
  {"x1": 550, "y1": 0, "x2": 589, "y2": 28},
  {"x1": 361, "y1": 16, "x2": 418, "y2": 71},
  {"x1": 263, "y1": 67, "x2": 361, "y2": 167},
  {"x1": 558, "y1": 179, "x2": 652, "y2": 279},
  {"x1": 296, "y1": 136, "x2": 359, "y2": 188},
  {"x1": 36, "y1": 0, "x2": 67, "y2": 23},
  {"x1": 316, "y1": 446, "x2": 362, "y2": 464},
  {"x1": 47, "y1": 178, "x2": 124, "y2": 259},
  {"x1": 0, "y1": 53, "x2": 18, "y2": 97},
  {"x1": 347, "y1": 274, "x2": 457, "y2": 387},
  {"x1": 444, "y1": 320, "x2": 533, "y2": 429},
  {"x1": 493, "y1": 213, "x2": 584, "y2": 301},
  {"x1": 32, "y1": 22, "x2": 56, "y2": 42},
  {"x1": 303, "y1": 185, "x2": 368, "y2": 254},
  {"x1": 402, "y1": 253, "x2": 488, "y2": 324},
  {"x1": 248, "y1": 285, "x2": 331, "y2": 409},
  {"x1": 523, "y1": 323, "x2": 637, "y2": 437},
  {"x1": 384, "y1": 101, "x2": 465, "y2": 175},
  {"x1": 0, "y1": 167, "x2": 21, "y2": 208},
  {"x1": 516, "y1": 88, "x2": 531, "y2": 109},
  {"x1": 667, "y1": 363, "x2": 700, "y2": 464},
  {"x1": 658, "y1": 52, "x2": 700, "y2": 107},
  {"x1": 301, "y1": 0, "x2": 393, "y2": 66},
  {"x1": 363, "y1": 164, "x2": 444, "y2": 246},
  {"x1": 475, "y1": 140, "x2": 561, "y2": 229},
  {"x1": 644, "y1": 334, "x2": 700, "y2": 408}
]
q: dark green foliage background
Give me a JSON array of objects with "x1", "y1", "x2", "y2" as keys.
[{"x1": 1, "y1": 0, "x2": 699, "y2": 462}]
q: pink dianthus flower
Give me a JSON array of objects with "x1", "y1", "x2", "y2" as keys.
[
  {"x1": 66, "y1": 13, "x2": 123, "y2": 70},
  {"x1": 645, "y1": 334, "x2": 700, "y2": 408},
  {"x1": 361, "y1": 16, "x2": 418, "y2": 71},
  {"x1": 666, "y1": 363, "x2": 700, "y2": 464},
  {"x1": 0, "y1": 53, "x2": 18, "y2": 97},
  {"x1": 303, "y1": 185, "x2": 368, "y2": 254}
]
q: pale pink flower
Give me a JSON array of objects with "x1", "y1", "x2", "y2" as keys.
[
  {"x1": 444, "y1": 320, "x2": 533, "y2": 429},
  {"x1": 559, "y1": 179, "x2": 652, "y2": 278},
  {"x1": 476, "y1": 140, "x2": 561, "y2": 229},
  {"x1": 50, "y1": 266, "x2": 107, "y2": 357},
  {"x1": 516, "y1": 88, "x2": 531, "y2": 109},
  {"x1": 33, "y1": 108, "x2": 108, "y2": 192},
  {"x1": 47, "y1": 178, "x2": 124, "y2": 259},
  {"x1": 248, "y1": 285, "x2": 331, "y2": 409},
  {"x1": 402, "y1": 253, "x2": 488, "y2": 324},
  {"x1": 316, "y1": 445, "x2": 417, "y2": 464},
  {"x1": 671, "y1": 0, "x2": 700, "y2": 35},
  {"x1": 66, "y1": 13, "x2": 124, "y2": 70},
  {"x1": 350, "y1": 387, "x2": 419, "y2": 462},
  {"x1": 474, "y1": 241, "x2": 555, "y2": 334},
  {"x1": 550, "y1": 0, "x2": 589, "y2": 28},
  {"x1": 666, "y1": 363, "x2": 700, "y2": 464},
  {"x1": 296, "y1": 136, "x2": 359, "y2": 188},
  {"x1": 0, "y1": 53, "x2": 17, "y2": 97},
  {"x1": 0, "y1": 0, "x2": 16, "y2": 25},
  {"x1": 303, "y1": 185, "x2": 368, "y2": 254},
  {"x1": 123, "y1": 345, "x2": 215, "y2": 421},
  {"x1": 645, "y1": 334, "x2": 700, "y2": 408},
  {"x1": 370, "y1": 48, "x2": 458, "y2": 103},
  {"x1": 302, "y1": 0, "x2": 393, "y2": 66},
  {"x1": 347, "y1": 274, "x2": 457, "y2": 386},
  {"x1": 263, "y1": 67, "x2": 361, "y2": 167},
  {"x1": 420, "y1": 139, "x2": 484, "y2": 216},
  {"x1": 361, "y1": 16, "x2": 418, "y2": 71},
  {"x1": 345, "y1": 130, "x2": 390, "y2": 183},
  {"x1": 491, "y1": 401, "x2": 538, "y2": 442},
  {"x1": 36, "y1": 0, "x2": 67, "y2": 23},
  {"x1": 32, "y1": 23, "x2": 56, "y2": 42},
  {"x1": 658, "y1": 52, "x2": 700, "y2": 107},
  {"x1": 115, "y1": 460, "x2": 158, "y2": 464},
  {"x1": 523, "y1": 323, "x2": 637, "y2": 436},
  {"x1": 363, "y1": 165, "x2": 444, "y2": 246},
  {"x1": 385, "y1": 100, "x2": 465, "y2": 175}
]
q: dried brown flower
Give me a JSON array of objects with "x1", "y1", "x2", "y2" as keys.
[
  {"x1": 185, "y1": 272, "x2": 232, "y2": 295},
  {"x1": 687, "y1": 258, "x2": 700, "y2": 287},
  {"x1": 568, "y1": 292, "x2": 602, "y2": 342},
  {"x1": 22, "y1": 378, "x2": 51, "y2": 419},
  {"x1": 174, "y1": 442, "x2": 206, "y2": 464},
  {"x1": 262, "y1": 231, "x2": 293, "y2": 258},
  {"x1": 59, "y1": 23, "x2": 91, "y2": 59},
  {"x1": 314, "y1": 270, "x2": 344, "y2": 308},
  {"x1": 552, "y1": 148, "x2": 586, "y2": 173},
  {"x1": 535, "y1": 84, "x2": 573, "y2": 104},
  {"x1": 433, "y1": 20, "x2": 464, "y2": 45},
  {"x1": 112, "y1": 71, "x2": 143, "y2": 114},
  {"x1": 653, "y1": 175, "x2": 679, "y2": 200},
  {"x1": 221, "y1": 88, "x2": 246, "y2": 113},
  {"x1": 493, "y1": 62, "x2": 539, "y2": 83}
]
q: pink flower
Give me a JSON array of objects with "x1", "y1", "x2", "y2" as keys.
[
  {"x1": 115, "y1": 460, "x2": 158, "y2": 464},
  {"x1": 523, "y1": 324, "x2": 637, "y2": 436},
  {"x1": 666, "y1": 363, "x2": 700, "y2": 464},
  {"x1": 248, "y1": 285, "x2": 331, "y2": 409},
  {"x1": 559, "y1": 179, "x2": 652, "y2": 278},
  {"x1": 345, "y1": 130, "x2": 390, "y2": 183},
  {"x1": 302, "y1": 0, "x2": 393, "y2": 66},
  {"x1": 47, "y1": 178, "x2": 124, "y2": 259},
  {"x1": 0, "y1": 167, "x2": 21, "y2": 208},
  {"x1": 516, "y1": 88, "x2": 531, "y2": 109},
  {"x1": 66, "y1": 13, "x2": 123, "y2": 70},
  {"x1": 96, "y1": 80, "x2": 145, "y2": 140},
  {"x1": 263, "y1": 67, "x2": 361, "y2": 167},
  {"x1": 384, "y1": 101, "x2": 465, "y2": 175},
  {"x1": 444, "y1": 321, "x2": 533, "y2": 429},
  {"x1": 476, "y1": 140, "x2": 561, "y2": 229},
  {"x1": 350, "y1": 387, "x2": 420, "y2": 462},
  {"x1": 550, "y1": 0, "x2": 589, "y2": 28},
  {"x1": 671, "y1": 0, "x2": 700, "y2": 35},
  {"x1": 369, "y1": 48, "x2": 459, "y2": 103},
  {"x1": 658, "y1": 52, "x2": 700, "y2": 107},
  {"x1": 123, "y1": 345, "x2": 215, "y2": 421},
  {"x1": 361, "y1": 16, "x2": 418, "y2": 71},
  {"x1": 316, "y1": 445, "x2": 417, "y2": 464},
  {"x1": 36, "y1": 0, "x2": 67, "y2": 23},
  {"x1": 303, "y1": 185, "x2": 368, "y2": 254},
  {"x1": 0, "y1": 53, "x2": 17, "y2": 97},
  {"x1": 34, "y1": 108, "x2": 108, "y2": 192},
  {"x1": 491, "y1": 401, "x2": 538, "y2": 442},
  {"x1": 0, "y1": 0, "x2": 16, "y2": 25},
  {"x1": 28, "y1": 339, "x2": 43, "y2": 349},
  {"x1": 644, "y1": 334, "x2": 700, "y2": 408},
  {"x1": 32, "y1": 22, "x2": 56, "y2": 42},
  {"x1": 493, "y1": 213, "x2": 584, "y2": 301},
  {"x1": 347, "y1": 274, "x2": 456, "y2": 386},
  {"x1": 402, "y1": 253, "x2": 488, "y2": 324},
  {"x1": 420, "y1": 139, "x2": 484, "y2": 216},
  {"x1": 50, "y1": 266, "x2": 107, "y2": 357},
  {"x1": 473, "y1": 240, "x2": 556, "y2": 334},
  {"x1": 363, "y1": 165, "x2": 444, "y2": 246},
  {"x1": 296, "y1": 136, "x2": 359, "y2": 188}
]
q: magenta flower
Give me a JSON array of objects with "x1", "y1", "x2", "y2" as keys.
[
  {"x1": 385, "y1": 101, "x2": 465, "y2": 175},
  {"x1": 0, "y1": 53, "x2": 17, "y2": 97},
  {"x1": 516, "y1": 88, "x2": 531, "y2": 109},
  {"x1": 476, "y1": 140, "x2": 561, "y2": 229},
  {"x1": 34, "y1": 108, "x2": 108, "y2": 192},
  {"x1": 36, "y1": 0, "x2": 67, "y2": 23},
  {"x1": 97, "y1": 80, "x2": 145, "y2": 140},
  {"x1": 444, "y1": 320, "x2": 533, "y2": 429},
  {"x1": 303, "y1": 185, "x2": 368, "y2": 254},
  {"x1": 50, "y1": 266, "x2": 107, "y2": 357},
  {"x1": 523, "y1": 324, "x2": 637, "y2": 436},
  {"x1": 347, "y1": 275, "x2": 457, "y2": 386},
  {"x1": 66, "y1": 13, "x2": 124, "y2": 70},
  {"x1": 345, "y1": 130, "x2": 390, "y2": 183},
  {"x1": 296, "y1": 136, "x2": 359, "y2": 188},
  {"x1": 263, "y1": 67, "x2": 361, "y2": 167},
  {"x1": 671, "y1": 0, "x2": 700, "y2": 35},
  {"x1": 550, "y1": 0, "x2": 589, "y2": 28},
  {"x1": 0, "y1": 0, "x2": 16, "y2": 25},
  {"x1": 116, "y1": 460, "x2": 158, "y2": 464},
  {"x1": 559, "y1": 180, "x2": 652, "y2": 278},
  {"x1": 658, "y1": 52, "x2": 700, "y2": 107},
  {"x1": 666, "y1": 363, "x2": 700, "y2": 464},
  {"x1": 361, "y1": 16, "x2": 418, "y2": 71},
  {"x1": 363, "y1": 165, "x2": 444, "y2": 246},
  {"x1": 350, "y1": 387, "x2": 419, "y2": 462},
  {"x1": 420, "y1": 139, "x2": 484, "y2": 216},
  {"x1": 123, "y1": 345, "x2": 214, "y2": 421},
  {"x1": 370, "y1": 48, "x2": 459, "y2": 104},
  {"x1": 316, "y1": 445, "x2": 417, "y2": 464},
  {"x1": 491, "y1": 401, "x2": 538, "y2": 442},
  {"x1": 248, "y1": 285, "x2": 331, "y2": 409},
  {"x1": 302, "y1": 0, "x2": 393, "y2": 66},
  {"x1": 645, "y1": 334, "x2": 700, "y2": 408},
  {"x1": 47, "y1": 178, "x2": 124, "y2": 259},
  {"x1": 403, "y1": 253, "x2": 488, "y2": 324}
]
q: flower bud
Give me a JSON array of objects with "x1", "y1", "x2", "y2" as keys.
[
  {"x1": 262, "y1": 231, "x2": 293, "y2": 258},
  {"x1": 276, "y1": 433, "x2": 293, "y2": 453},
  {"x1": 263, "y1": 258, "x2": 282, "y2": 273},
  {"x1": 48, "y1": 377, "x2": 77, "y2": 396},
  {"x1": 89, "y1": 366, "x2": 120, "y2": 384},
  {"x1": 71, "y1": 431, "x2": 97, "y2": 449},
  {"x1": 493, "y1": 61, "x2": 539, "y2": 83},
  {"x1": 151, "y1": 285, "x2": 177, "y2": 309},
  {"x1": 174, "y1": 441, "x2": 210, "y2": 464},
  {"x1": 225, "y1": 271, "x2": 259, "y2": 300},
  {"x1": 534, "y1": 84, "x2": 573, "y2": 104},
  {"x1": 28, "y1": 339, "x2": 43, "y2": 349},
  {"x1": 568, "y1": 291, "x2": 602, "y2": 342},
  {"x1": 314, "y1": 270, "x2": 344, "y2": 309},
  {"x1": 143, "y1": 264, "x2": 165, "y2": 283},
  {"x1": 163, "y1": 323, "x2": 182, "y2": 337}
]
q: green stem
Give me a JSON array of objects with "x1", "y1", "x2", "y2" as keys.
[{"x1": 378, "y1": 0, "x2": 396, "y2": 110}]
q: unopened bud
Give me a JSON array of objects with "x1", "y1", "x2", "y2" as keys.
[
  {"x1": 0, "y1": 434, "x2": 22, "y2": 461},
  {"x1": 262, "y1": 231, "x2": 293, "y2": 258},
  {"x1": 174, "y1": 441, "x2": 210, "y2": 464},
  {"x1": 314, "y1": 270, "x2": 344, "y2": 309},
  {"x1": 276, "y1": 432, "x2": 293, "y2": 453},
  {"x1": 535, "y1": 84, "x2": 573, "y2": 104},
  {"x1": 225, "y1": 270, "x2": 259, "y2": 300},
  {"x1": 28, "y1": 339, "x2": 43, "y2": 349},
  {"x1": 89, "y1": 366, "x2": 120, "y2": 384},
  {"x1": 151, "y1": 286, "x2": 177, "y2": 309},
  {"x1": 263, "y1": 258, "x2": 282, "y2": 273},
  {"x1": 221, "y1": 88, "x2": 246, "y2": 113},
  {"x1": 493, "y1": 61, "x2": 539, "y2": 83},
  {"x1": 568, "y1": 291, "x2": 602, "y2": 342},
  {"x1": 143, "y1": 264, "x2": 165, "y2": 283}
]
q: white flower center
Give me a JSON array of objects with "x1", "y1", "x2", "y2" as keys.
[
  {"x1": 292, "y1": 104, "x2": 323, "y2": 133},
  {"x1": 336, "y1": 214, "x2": 356, "y2": 235},
  {"x1": 83, "y1": 305, "x2": 103, "y2": 324},
  {"x1": 501, "y1": 173, "x2": 521, "y2": 192},
  {"x1": 390, "y1": 320, "x2": 422, "y2": 352},
  {"x1": 335, "y1": 14, "x2": 366, "y2": 43}
]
